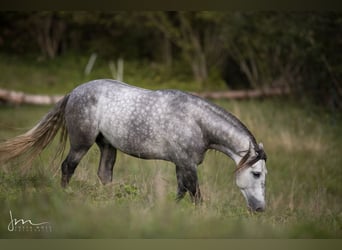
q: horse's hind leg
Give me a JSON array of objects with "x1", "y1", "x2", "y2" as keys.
[
  {"x1": 175, "y1": 164, "x2": 202, "y2": 204},
  {"x1": 61, "y1": 145, "x2": 90, "y2": 188},
  {"x1": 96, "y1": 134, "x2": 117, "y2": 185}
]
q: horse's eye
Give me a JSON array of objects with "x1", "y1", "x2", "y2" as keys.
[{"x1": 252, "y1": 172, "x2": 261, "y2": 179}]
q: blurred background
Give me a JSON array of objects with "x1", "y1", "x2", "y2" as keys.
[
  {"x1": 0, "y1": 11, "x2": 340, "y2": 109},
  {"x1": 0, "y1": 11, "x2": 341, "y2": 238}
]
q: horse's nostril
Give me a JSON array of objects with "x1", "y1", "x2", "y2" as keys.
[{"x1": 255, "y1": 207, "x2": 265, "y2": 212}]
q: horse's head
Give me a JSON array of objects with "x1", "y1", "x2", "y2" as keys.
[{"x1": 235, "y1": 142, "x2": 267, "y2": 212}]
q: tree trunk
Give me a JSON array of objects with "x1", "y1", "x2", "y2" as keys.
[
  {"x1": 0, "y1": 87, "x2": 290, "y2": 106},
  {"x1": 33, "y1": 13, "x2": 66, "y2": 59},
  {"x1": 189, "y1": 52, "x2": 208, "y2": 84},
  {"x1": 162, "y1": 34, "x2": 173, "y2": 68}
]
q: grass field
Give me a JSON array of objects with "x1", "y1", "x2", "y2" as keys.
[
  {"x1": 0, "y1": 53, "x2": 226, "y2": 94},
  {"x1": 0, "y1": 54, "x2": 341, "y2": 238},
  {"x1": 0, "y1": 98, "x2": 341, "y2": 238}
]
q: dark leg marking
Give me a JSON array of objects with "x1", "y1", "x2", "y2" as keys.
[
  {"x1": 96, "y1": 134, "x2": 117, "y2": 185},
  {"x1": 61, "y1": 146, "x2": 90, "y2": 188},
  {"x1": 175, "y1": 165, "x2": 202, "y2": 204}
]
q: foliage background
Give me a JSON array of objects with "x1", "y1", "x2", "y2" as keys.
[{"x1": 0, "y1": 11, "x2": 341, "y2": 108}]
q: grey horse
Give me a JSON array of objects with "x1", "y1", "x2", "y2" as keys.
[{"x1": 0, "y1": 80, "x2": 267, "y2": 211}]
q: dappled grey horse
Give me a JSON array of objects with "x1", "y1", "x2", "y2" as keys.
[{"x1": 0, "y1": 80, "x2": 267, "y2": 211}]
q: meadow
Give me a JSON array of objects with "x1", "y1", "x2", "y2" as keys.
[
  {"x1": 0, "y1": 99, "x2": 340, "y2": 238},
  {"x1": 0, "y1": 55, "x2": 341, "y2": 238}
]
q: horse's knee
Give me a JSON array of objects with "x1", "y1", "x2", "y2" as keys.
[{"x1": 61, "y1": 147, "x2": 89, "y2": 187}]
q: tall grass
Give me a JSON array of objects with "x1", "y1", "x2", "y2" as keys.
[{"x1": 0, "y1": 99, "x2": 341, "y2": 238}]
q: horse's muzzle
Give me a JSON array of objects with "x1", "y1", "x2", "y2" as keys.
[
  {"x1": 247, "y1": 196, "x2": 266, "y2": 212},
  {"x1": 248, "y1": 204, "x2": 265, "y2": 212}
]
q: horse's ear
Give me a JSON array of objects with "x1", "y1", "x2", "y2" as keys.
[{"x1": 258, "y1": 142, "x2": 267, "y2": 162}]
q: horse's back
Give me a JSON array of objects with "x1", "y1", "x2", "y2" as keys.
[{"x1": 65, "y1": 80, "x2": 208, "y2": 164}]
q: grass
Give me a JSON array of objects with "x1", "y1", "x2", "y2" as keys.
[
  {"x1": 0, "y1": 98, "x2": 341, "y2": 238},
  {"x1": 0, "y1": 53, "x2": 341, "y2": 238},
  {"x1": 0, "y1": 53, "x2": 227, "y2": 94}
]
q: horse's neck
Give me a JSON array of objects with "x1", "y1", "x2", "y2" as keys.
[
  {"x1": 201, "y1": 105, "x2": 256, "y2": 165},
  {"x1": 209, "y1": 136, "x2": 252, "y2": 166}
]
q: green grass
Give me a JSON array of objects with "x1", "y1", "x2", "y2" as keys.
[
  {"x1": 0, "y1": 99, "x2": 341, "y2": 238},
  {"x1": 0, "y1": 53, "x2": 227, "y2": 94},
  {"x1": 0, "y1": 53, "x2": 340, "y2": 238}
]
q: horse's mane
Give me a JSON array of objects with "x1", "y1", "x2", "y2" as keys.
[{"x1": 235, "y1": 144, "x2": 267, "y2": 173}]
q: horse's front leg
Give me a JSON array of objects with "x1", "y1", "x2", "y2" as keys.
[{"x1": 175, "y1": 164, "x2": 202, "y2": 204}]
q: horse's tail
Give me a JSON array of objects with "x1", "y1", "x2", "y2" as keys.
[{"x1": 0, "y1": 94, "x2": 70, "y2": 170}]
